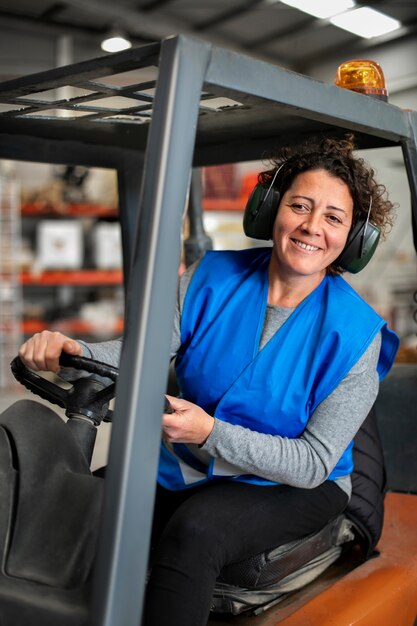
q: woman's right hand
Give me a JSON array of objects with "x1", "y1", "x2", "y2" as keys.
[{"x1": 18, "y1": 331, "x2": 83, "y2": 374}]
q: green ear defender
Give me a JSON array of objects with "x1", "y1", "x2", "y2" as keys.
[
  {"x1": 243, "y1": 184, "x2": 281, "y2": 240},
  {"x1": 334, "y1": 211, "x2": 381, "y2": 273},
  {"x1": 243, "y1": 163, "x2": 284, "y2": 241}
]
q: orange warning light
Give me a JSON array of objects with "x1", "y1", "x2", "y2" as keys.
[{"x1": 335, "y1": 59, "x2": 388, "y2": 100}]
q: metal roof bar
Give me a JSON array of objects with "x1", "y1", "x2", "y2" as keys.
[{"x1": 90, "y1": 35, "x2": 211, "y2": 626}]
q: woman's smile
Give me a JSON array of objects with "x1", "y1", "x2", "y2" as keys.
[{"x1": 290, "y1": 238, "x2": 322, "y2": 252}]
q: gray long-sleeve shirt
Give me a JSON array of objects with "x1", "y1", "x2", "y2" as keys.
[{"x1": 78, "y1": 264, "x2": 381, "y2": 498}]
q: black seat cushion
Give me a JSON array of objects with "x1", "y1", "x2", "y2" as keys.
[{"x1": 217, "y1": 514, "x2": 350, "y2": 589}]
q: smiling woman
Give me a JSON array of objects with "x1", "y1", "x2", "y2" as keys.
[{"x1": 18, "y1": 134, "x2": 399, "y2": 626}]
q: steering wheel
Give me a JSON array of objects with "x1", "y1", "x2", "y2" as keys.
[
  {"x1": 10, "y1": 353, "x2": 120, "y2": 465},
  {"x1": 10, "y1": 353, "x2": 118, "y2": 425},
  {"x1": 10, "y1": 353, "x2": 173, "y2": 464}
]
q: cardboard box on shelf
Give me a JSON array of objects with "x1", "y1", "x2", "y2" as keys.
[
  {"x1": 36, "y1": 220, "x2": 83, "y2": 270},
  {"x1": 92, "y1": 222, "x2": 122, "y2": 269}
]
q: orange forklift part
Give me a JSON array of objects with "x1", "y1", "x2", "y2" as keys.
[
  {"x1": 335, "y1": 59, "x2": 388, "y2": 98},
  {"x1": 210, "y1": 492, "x2": 417, "y2": 626}
]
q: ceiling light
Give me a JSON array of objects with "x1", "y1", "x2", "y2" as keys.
[
  {"x1": 279, "y1": 0, "x2": 355, "y2": 19},
  {"x1": 101, "y1": 31, "x2": 132, "y2": 53},
  {"x1": 330, "y1": 7, "x2": 401, "y2": 39}
]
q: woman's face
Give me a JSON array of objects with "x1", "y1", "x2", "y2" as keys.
[{"x1": 271, "y1": 168, "x2": 353, "y2": 280}]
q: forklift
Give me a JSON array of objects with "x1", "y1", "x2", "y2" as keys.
[{"x1": 0, "y1": 35, "x2": 416, "y2": 626}]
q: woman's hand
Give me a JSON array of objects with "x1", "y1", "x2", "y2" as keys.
[
  {"x1": 162, "y1": 395, "x2": 215, "y2": 445},
  {"x1": 18, "y1": 331, "x2": 83, "y2": 374}
]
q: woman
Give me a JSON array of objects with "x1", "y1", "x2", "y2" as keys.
[{"x1": 19, "y1": 135, "x2": 399, "y2": 626}]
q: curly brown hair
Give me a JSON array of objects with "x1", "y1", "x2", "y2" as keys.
[{"x1": 259, "y1": 134, "x2": 395, "y2": 274}]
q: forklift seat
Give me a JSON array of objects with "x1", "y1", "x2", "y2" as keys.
[{"x1": 211, "y1": 364, "x2": 417, "y2": 616}]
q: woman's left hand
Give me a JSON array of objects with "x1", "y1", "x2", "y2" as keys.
[{"x1": 162, "y1": 396, "x2": 215, "y2": 445}]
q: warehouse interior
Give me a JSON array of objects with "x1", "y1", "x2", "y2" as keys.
[
  {"x1": 0, "y1": 2, "x2": 416, "y2": 387},
  {"x1": 0, "y1": 3, "x2": 417, "y2": 626}
]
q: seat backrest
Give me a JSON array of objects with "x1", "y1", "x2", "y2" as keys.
[
  {"x1": 345, "y1": 406, "x2": 385, "y2": 558},
  {"x1": 345, "y1": 363, "x2": 417, "y2": 558},
  {"x1": 374, "y1": 363, "x2": 417, "y2": 493}
]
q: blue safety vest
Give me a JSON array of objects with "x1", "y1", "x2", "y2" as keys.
[{"x1": 158, "y1": 248, "x2": 399, "y2": 490}]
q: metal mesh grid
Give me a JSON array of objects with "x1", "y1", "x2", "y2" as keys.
[
  {"x1": 0, "y1": 73, "x2": 158, "y2": 124},
  {"x1": 0, "y1": 45, "x2": 243, "y2": 126}
]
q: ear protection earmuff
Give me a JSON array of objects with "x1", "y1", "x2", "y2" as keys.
[
  {"x1": 242, "y1": 184, "x2": 281, "y2": 240},
  {"x1": 334, "y1": 198, "x2": 380, "y2": 273},
  {"x1": 243, "y1": 164, "x2": 283, "y2": 241},
  {"x1": 243, "y1": 169, "x2": 381, "y2": 273}
]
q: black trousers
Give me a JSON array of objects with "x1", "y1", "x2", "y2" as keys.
[{"x1": 144, "y1": 479, "x2": 348, "y2": 626}]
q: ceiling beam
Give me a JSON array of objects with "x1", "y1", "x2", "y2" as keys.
[
  {"x1": 0, "y1": 11, "x2": 109, "y2": 41},
  {"x1": 245, "y1": 13, "x2": 318, "y2": 50},
  {"x1": 58, "y1": 0, "x2": 293, "y2": 67},
  {"x1": 230, "y1": 0, "x2": 416, "y2": 74},
  {"x1": 61, "y1": 0, "x2": 233, "y2": 41},
  {"x1": 39, "y1": 2, "x2": 68, "y2": 21},
  {"x1": 136, "y1": 0, "x2": 175, "y2": 10},
  {"x1": 193, "y1": 0, "x2": 264, "y2": 31},
  {"x1": 299, "y1": 21, "x2": 417, "y2": 74}
]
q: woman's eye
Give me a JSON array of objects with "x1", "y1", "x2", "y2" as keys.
[
  {"x1": 327, "y1": 214, "x2": 343, "y2": 224},
  {"x1": 291, "y1": 203, "x2": 308, "y2": 211}
]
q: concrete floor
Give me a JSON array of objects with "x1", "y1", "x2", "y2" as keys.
[{"x1": 0, "y1": 384, "x2": 111, "y2": 471}]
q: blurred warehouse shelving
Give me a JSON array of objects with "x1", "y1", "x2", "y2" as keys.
[
  {"x1": 19, "y1": 200, "x2": 124, "y2": 346},
  {"x1": 0, "y1": 169, "x2": 22, "y2": 387}
]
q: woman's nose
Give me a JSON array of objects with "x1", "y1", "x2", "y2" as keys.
[{"x1": 300, "y1": 213, "x2": 322, "y2": 235}]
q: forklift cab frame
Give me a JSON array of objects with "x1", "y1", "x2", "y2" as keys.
[{"x1": 0, "y1": 35, "x2": 416, "y2": 626}]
